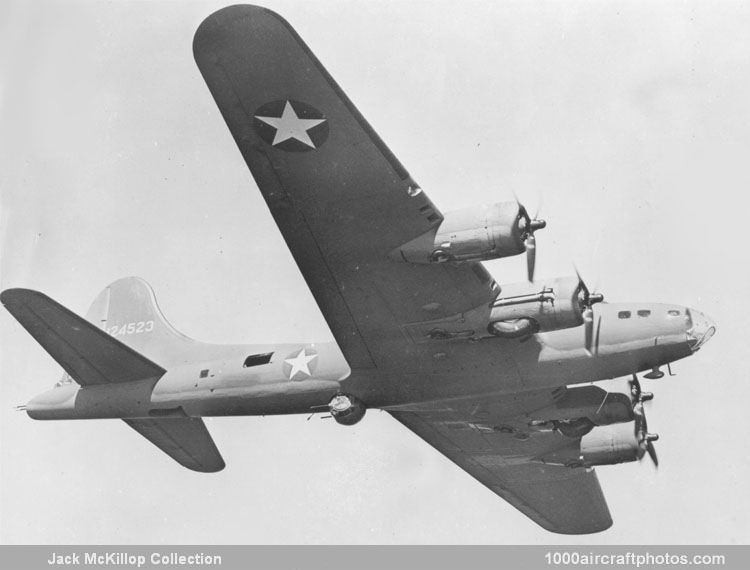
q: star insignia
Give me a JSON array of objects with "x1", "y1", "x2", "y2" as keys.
[
  {"x1": 255, "y1": 101, "x2": 327, "y2": 149},
  {"x1": 283, "y1": 348, "x2": 318, "y2": 381}
]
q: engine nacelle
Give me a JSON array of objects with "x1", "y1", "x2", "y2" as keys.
[
  {"x1": 537, "y1": 422, "x2": 642, "y2": 468},
  {"x1": 488, "y1": 276, "x2": 586, "y2": 337},
  {"x1": 391, "y1": 201, "x2": 536, "y2": 263},
  {"x1": 579, "y1": 422, "x2": 643, "y2": 466}
]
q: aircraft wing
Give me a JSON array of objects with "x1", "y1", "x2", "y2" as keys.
[
  {"x1": 1, "y1": 289, "x2": 165, "y2": 386},
  {"x1": 123, "y1": 418, "x2": 225, "y2": 473},
  {"x1": 194, "y1": 6, "x2": 496, "y2": 371},
  {"x1": 389, "y1": 393, "x2": 613, "y2": 534}
]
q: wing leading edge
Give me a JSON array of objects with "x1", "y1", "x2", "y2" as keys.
[{"x1": 193, "y1": 5, "x2": 496, "y2": 373}]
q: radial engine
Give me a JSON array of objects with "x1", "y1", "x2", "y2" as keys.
[
  {"x1": 391, "y1": 201, "x2": 545, "y2": 280},
  {"x1": 487, "y1": 275, "x2": 604, "y2": 340},
  {"x1": 536, "y1": 377, "x2": 660, "y2": 468}
]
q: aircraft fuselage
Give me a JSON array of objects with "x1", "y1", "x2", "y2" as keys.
[{"x1": 25, "y1": 301, "x2": 713, "y2": 420}]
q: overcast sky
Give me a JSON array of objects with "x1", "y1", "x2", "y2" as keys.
[{"x1": 1, "y1": 0, "x2": 748, "y2": 544}]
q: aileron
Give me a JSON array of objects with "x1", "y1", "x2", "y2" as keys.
[{"x1": 391, "y1": 400, "x2": 613, "y2": 535}]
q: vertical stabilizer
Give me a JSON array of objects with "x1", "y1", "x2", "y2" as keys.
[{"x1": 86, "y1": 277, "x2": 220, "y2": 367}]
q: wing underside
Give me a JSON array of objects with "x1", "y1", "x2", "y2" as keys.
[
  {"x1": 193, "y1": 5, "x2": 496, "y2": 373},
  {"x1": 194, "y1": 6, "x2": 613, "y2": 514},
  {"x1": 389, "y1": 391, "x2": 613, "y2": 534},
  {"x1": 124, "y1": 417, "x2": 225, "y2": 473}
]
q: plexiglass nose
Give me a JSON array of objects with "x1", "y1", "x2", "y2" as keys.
[{"x1": 686, "y1": 309, "x2": 716, "y2": 352}]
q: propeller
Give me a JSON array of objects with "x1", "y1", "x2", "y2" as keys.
[
  {"x1": 576, "y1": 270, "x2": 604, "y2": 354},
  {"x1": 630, "y1": 375, "x2": 659, "y2": 468},
  {"x1": 628, "y1": 374, "x2": 654, "y2": 404},
  {"x1": 515, "y1": 198, "x2": 546, "y2": 282}
]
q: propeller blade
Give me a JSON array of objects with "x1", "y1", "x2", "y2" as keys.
[
  {"x1": 526, "y1": 234, "x2": 536, "y2": 282},
  {"x1": 594, "y1": 314, "x2": 602, "y2": 354},
  {"x1": 514, "y1": 197, "x2": 544, "y2": 283},
  {"x1": 633, "y1": 400, "x2": 659, "y2": 468},
  {"x1": 630, "y1": 374, "x2": 642, "y2": 402},
  {"x1": 583, "y1": 306, "x2": 594, "y2": 354},
  {"x1": 629, "y1": 375, "x2": 654, "y2": 408},
  {"x1": 575, "y1": 268, "x2": 590, "y2": 303},
  {"x1": 633, "y1": 401, "x2": 647, "y2": 435},
  {"x1": 575, "y1": 270, "x2": 604, "y2": 353},
  {"x1": 533, "y1": 200, "x2": 543, "y2": 222}
]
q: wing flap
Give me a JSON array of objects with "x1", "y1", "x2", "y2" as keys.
[
  {"x1": 123, "y1": 418, "x2": 225, "y2": 473},
  {"x1": 1, "y1": 288, "x2": 165, "y2": 386},
  {"x1": 391, "y1": 406, "x2": 613, "y2": 534}
]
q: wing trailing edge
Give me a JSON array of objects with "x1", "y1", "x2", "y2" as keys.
[
  {"x1": 124, "y1": 417, "x2": 225, "y2": 473},
  {"x1": 391, "y1": 409, "x2": 613, "y2": 534},
  {"x1": 192, "y1": 4, "x2": 498, "y2": 374}
]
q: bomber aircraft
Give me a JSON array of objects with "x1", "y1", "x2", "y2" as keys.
[{"x1": 2, "y1": 5, "x2": 716, "y2": 534}]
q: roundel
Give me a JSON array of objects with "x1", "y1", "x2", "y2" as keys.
[
  {"x1": 253, "y1": 99, "x2": 329, "y2": 152},
  {"x1": 282, "y1": 347, "x2": 319, "y2": 381}
]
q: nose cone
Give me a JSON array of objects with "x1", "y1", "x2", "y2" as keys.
[{"x1": 686, "y1": 309, "x2": 716, "y2": 352}]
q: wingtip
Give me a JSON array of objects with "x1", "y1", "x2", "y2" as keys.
[
  {"x1": 190, "y1": 460, "x2": 226, "y2": 474},
  {"x1": 193, "y1": 4, "x2": 293, "y2": 60},
  {"x1": 543, "y1": 515, "x2": 613, "y2": 535},
  {"x1": 198, "y1": 4, "x2": 285, "y2": 23},
  {"x1": 1, "y1": 287, "x2": 44, "y2": 307}
]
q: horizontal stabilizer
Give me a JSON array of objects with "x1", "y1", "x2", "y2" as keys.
[
  {"x1": 1, "y1": 288, "x2": 165, "y2": 386},
  {"x1": 123, "y1": 417, "x2": 225, "y2": 472}
]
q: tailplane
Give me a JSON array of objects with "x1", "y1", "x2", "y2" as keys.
[
  {"x1": 2, "y1": 278, "x2": 226, "y2": 472},
  {"x1": 1, "y1": 287, "x2": 165, "y2": 387}
]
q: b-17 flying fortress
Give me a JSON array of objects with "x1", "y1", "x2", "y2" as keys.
[{"x1": 2, "y1": 5, "x2": 716, "y2": 534}]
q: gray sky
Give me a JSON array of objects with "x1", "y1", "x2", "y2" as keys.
[{"x1": 0, "y1": 0, "x2": 747, "y2": 544}]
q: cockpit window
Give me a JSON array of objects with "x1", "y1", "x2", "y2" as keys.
[
  {"x1": 668, "y1": 309, "x2": 681, "y2": 316},
  {"x1": 618, "y1": 311, "x2": 631, "y2": 319},
  {"x1": 243, "y1": 353, "x2": 273, "y2": 367},
  {"x1": 637, "y1": 310, "x2": 651, "y2": 317}
]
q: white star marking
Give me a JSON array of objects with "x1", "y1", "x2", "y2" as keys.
[
  {"x1": 284, "y1": 348, "x2": 318, "y2": 380},
  {"x1": 255, "y1": 101, "x2": 326, "y2": 148}
]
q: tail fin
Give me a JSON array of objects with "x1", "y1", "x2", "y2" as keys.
[{"x1": 86, "y1": 277, "x2": 206, "y2": 367}]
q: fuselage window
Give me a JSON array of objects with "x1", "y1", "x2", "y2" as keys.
[
  {"x1": 243, "y1": 353, "x2": 273, "y2": 368},
  {"x1": 618, "y1": 311, "x2": 631, "y2": 319},
  {"x1": 667, "y1": 309, "x2": 681, "y2": 316},
  {"x1": 637, "y1": 310, "x2": 651, "y2": 317}
]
